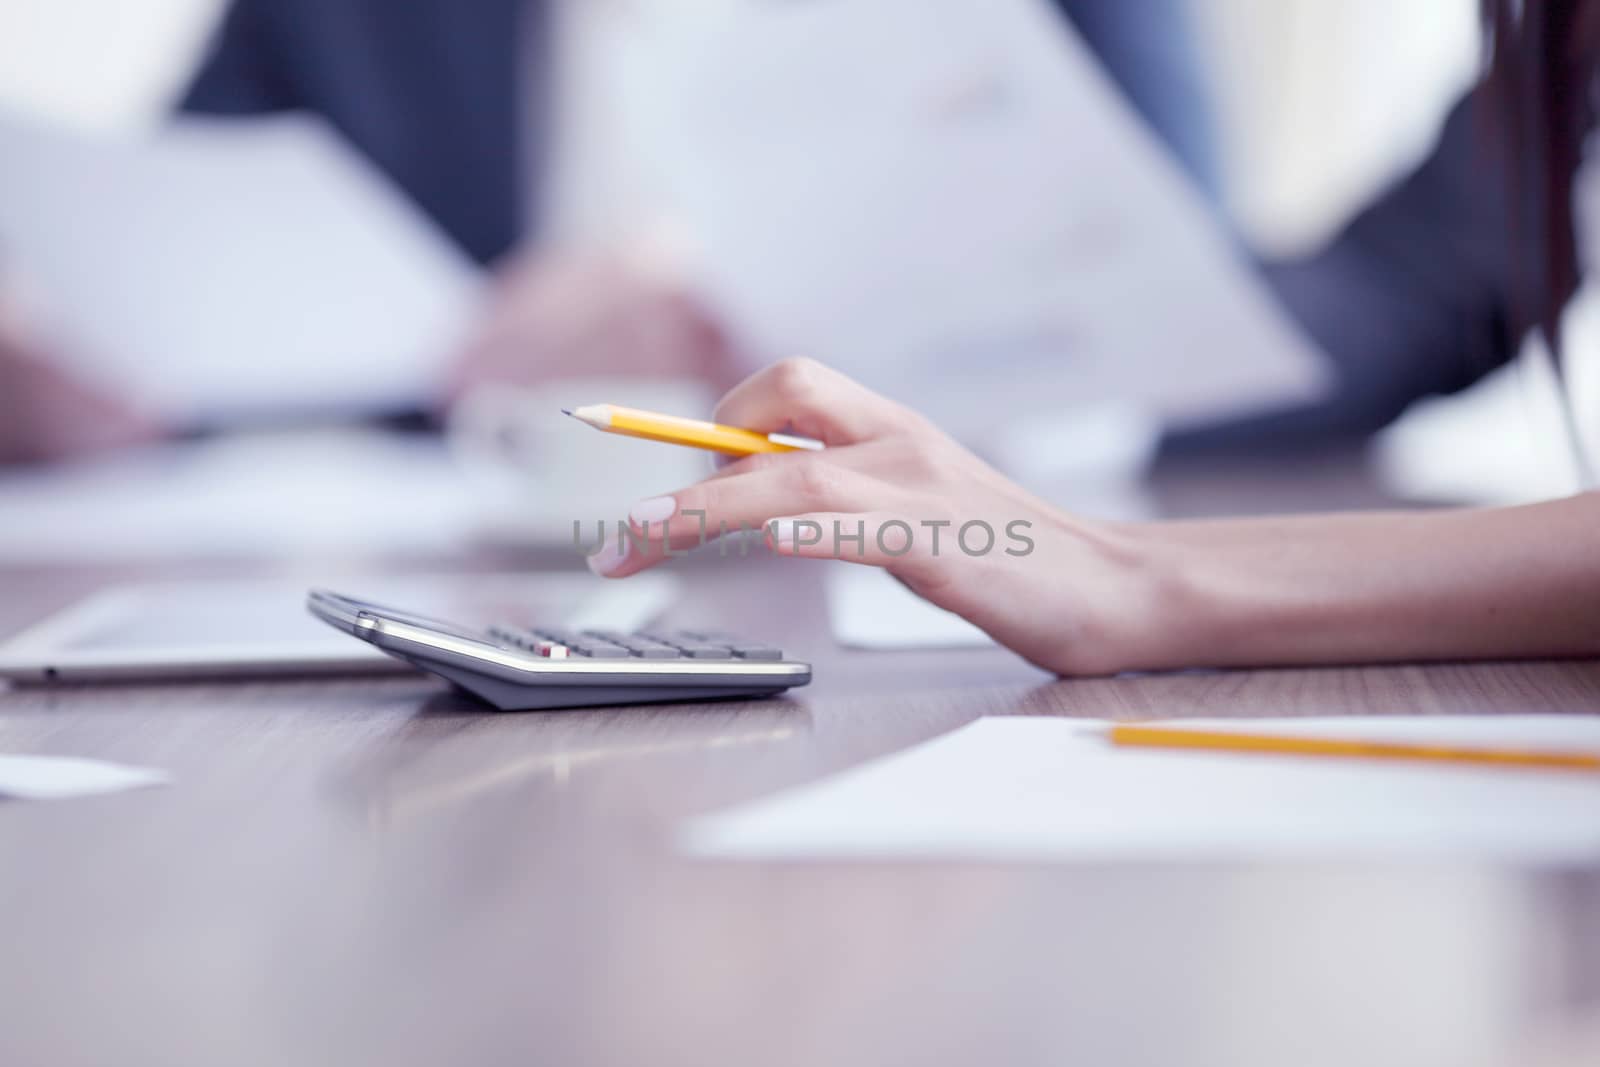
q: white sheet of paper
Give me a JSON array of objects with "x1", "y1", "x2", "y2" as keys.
[
  {"x1": 0, "y1": 755, "x2": 169, "y2": 800},
  {"x1": 826, "y1": 565, "x2": 993, "y2": 650},
  {"x1": 612, "y1": 0, "x2": 1331, "y2": 442},
  {"x1": 0, "y1": 110, "x2": 482, "y2": 422},
  {"x1": 683, "y1": 716, "x2": 1600, "y2": 863},
  {"x1": 1374, "y1": 285, "x2": 1600, "y2": 505},
  {"x1": 0, "y1": 430, "x2": 490, "y2": 561}
]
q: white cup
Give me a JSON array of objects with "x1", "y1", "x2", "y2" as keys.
[{"x1": 449, "y1": 377, "x2": 716, "y2": 541}]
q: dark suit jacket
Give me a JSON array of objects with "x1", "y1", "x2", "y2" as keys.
[
  {"x1": 179, "y1": 0, "x2": 1217, "y2": 267},
  {"x1": 180, "y1": 0, "x2": 529, "y2": 267},
  {"x1": 1166, "y1": 93, "x2": 1524, "y2": 452}
]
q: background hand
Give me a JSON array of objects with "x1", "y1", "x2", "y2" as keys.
[
  {"x1": 0, "y1": 285, "x2": 161, "y2": 465},
  {"x1": 447, "y1": 251, "x2": 743, "y2": 404}
]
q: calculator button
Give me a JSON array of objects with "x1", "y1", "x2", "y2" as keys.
[
  {"x1": 672, "y1": 644, "x2": 733, "y2": 659},
  {"x1": 574, "y1": 643, "x2": 633, "y2": 659},
  {"x1": 629, "y1": 636, "x2": 677, "y2": 647},
  {"x1": 657, "y1": 630, "x2": 714, "y2": 644},
  {"x1": 684, "y1": 630, "x2": 741, "y2": 645},
  {"x1": 622, "y1": 634, "x2": 681, "y2": 651},
  {"x1": 486, "y1": 625, "x2": 531, "y2": 648},
  {"x1": 495, "y1": 627, "x2": 779, "y2": 661}
]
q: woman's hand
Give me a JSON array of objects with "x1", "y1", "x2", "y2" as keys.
[
  {"x1": 587, "y1": 359, "x2": 1165, "y2": 676},
  {"x1": 588, "y1": 359, "x2": 1600, "y2": 674}
]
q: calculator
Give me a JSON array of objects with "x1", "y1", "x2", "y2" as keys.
[{"x1": 307, "y1": 589, "x2": 811, "y2": 711}]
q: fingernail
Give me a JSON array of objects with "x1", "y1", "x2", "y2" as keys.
[
  {"x1": 630, "y1": 495, "x2": 677, "y2": 525},
  {"x1": 586, "y1": 537, "x2": 630, "y2": 576},
  {"x1": 768, "y1": 518, "x2": 796, "y2": 548}
]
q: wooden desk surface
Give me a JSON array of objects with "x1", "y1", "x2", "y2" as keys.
[{"x1": 1, "y1": 454, "x2": 1597, "y2": 1067}]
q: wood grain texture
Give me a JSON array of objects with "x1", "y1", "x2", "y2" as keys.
[{"x1": 0, "y1": 456, "x2": 1596, "y2": 1067}]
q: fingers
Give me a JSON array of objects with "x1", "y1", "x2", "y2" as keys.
[
  {"x1": 767, "y1": 512, "x2": 938, "y2": 572},
  {"x1": 770, "y1": 511, "x2": 963, "y2": 609},
  {"x1": 712, "y1": 358, "x2": 922, "y2": 446},
  {"x1": 582, "y1": 359, "x2": 967, "y2": 578},
  {"x1": 587, "y1": 506, "x2": 949, "y2": 592},
  {"x1": 589, "y1": 458, "x2": 891, "y2": 578}
]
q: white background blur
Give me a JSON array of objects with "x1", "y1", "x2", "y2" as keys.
[
  {"x1": 8, "y1": 0, "x2": 1587, "y2": 503},
  {"x1": 0, "y1": 0, "x2": 1481, "y2": 253}
]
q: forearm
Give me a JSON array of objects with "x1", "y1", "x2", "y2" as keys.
[{"x1": 1115, "y1": 493, "x2": 1600, "y2": 670}]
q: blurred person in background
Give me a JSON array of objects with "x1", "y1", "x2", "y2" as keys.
[
  {"x1": 1, "y1": 0, "x2": 1211, "y2": 464},
  {"x1": 597, "y1": 0, "x2": 1600, "y2": 674},
  {"x1": 175, "y1": 0, "x2": 1217, "y2": 403},
  {"x1": 1, "y1": 1, "x2": 1559, "y2": 468},
  {"x1": 174, "y1": 0, "x2": 1587, "y2": 459},
  {"x1": 1168, "y1": 25, "x2": 1580, "y2": 455}
]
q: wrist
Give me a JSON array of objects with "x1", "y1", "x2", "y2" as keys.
[
  {"x1": 1096, "y1": 521, "x2": 1297, "y2": 673},
  {"x1": 1020, "y1": 514, "x2": 1191, "y2": 676}
]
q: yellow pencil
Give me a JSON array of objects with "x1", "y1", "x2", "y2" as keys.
[
  {"x1": 563, "y1": 404, "x2": 824, "y2": 457},
  {"x1": 1107, "y1": 723, "x2": 1600, "y2": 773}
]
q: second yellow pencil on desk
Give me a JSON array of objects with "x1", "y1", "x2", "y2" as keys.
[
  {"x1": 563, "y1": 404, "x2": 825, "y2": 457},
  {"x1": 1107, "y1": 723, "x2": 1600, "y2": 773}
]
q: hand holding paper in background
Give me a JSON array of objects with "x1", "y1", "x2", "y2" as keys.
[{"x1": 0, "y1": 110, "x2": 483, "y2": 425}]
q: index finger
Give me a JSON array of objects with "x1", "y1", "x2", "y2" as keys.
[{"x1": 712, "y1": 358, "x2": 921, "y2": 446}]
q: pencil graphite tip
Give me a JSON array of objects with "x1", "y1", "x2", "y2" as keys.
[{"x1": 560, "y1": 408, "x2": 574, "y2": 417}]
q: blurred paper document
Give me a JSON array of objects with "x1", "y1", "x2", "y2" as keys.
[
  {"x1": 615, "y1": 0, "x2": 1330, "y2": 440},
  {"x1": 0, "y1": 754, "x2": 169, "y2": 800},
  {"x1": 0, "y1": 430, "x2": 486, "y2": 561},
  {"x1": 0, "y1": 111, "x2": 482, "y2": 421},
  {"x1": 826, "y1": 566, "x2": 992, "y2": 650},
  {"x1": 684, "y1": 717, "x2": 1600, "y2": 863}
]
